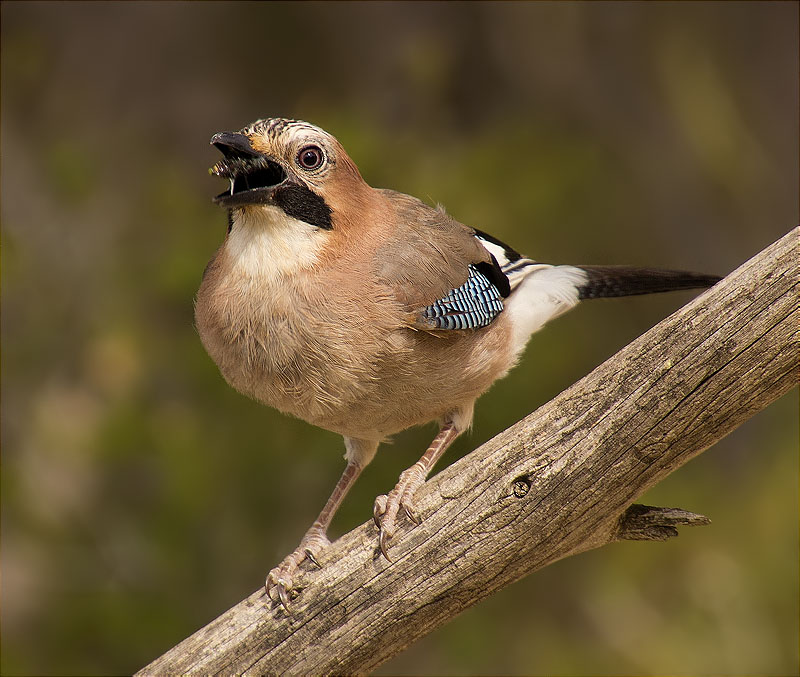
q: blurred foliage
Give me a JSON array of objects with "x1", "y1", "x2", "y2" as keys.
[{"x1": 1, "y1": 2, "x2": 797, "y2": 675}]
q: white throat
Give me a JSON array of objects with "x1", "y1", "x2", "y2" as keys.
[{"x1": 225, "y1": 206, "x2": 330, "y2": 278}]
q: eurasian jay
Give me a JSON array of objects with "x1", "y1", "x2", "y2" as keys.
[{"x1": 195, "y1": 117, "x2": 719, "y2": 608}]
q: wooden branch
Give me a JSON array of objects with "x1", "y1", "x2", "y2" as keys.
[{"x1": 138, "y1": 228, "x2": 798, "y2": 676}]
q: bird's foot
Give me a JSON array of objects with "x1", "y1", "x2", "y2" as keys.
[
  {"x1": 372, "y1": 464, "x2": 426, "y2": 560},
  {"x1": 265, "y1": 528, "x2": 330, "y2": 610}
]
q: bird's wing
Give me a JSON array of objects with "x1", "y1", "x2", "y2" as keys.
[
  {"x1": 373, "y1": 191, "x2": 512, "y2": 331},
  {"x1": 417, "y1": 263, "x2": 505, "y2": 330}
]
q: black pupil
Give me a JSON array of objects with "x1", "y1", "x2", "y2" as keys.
[{"x1": 301, "y1": 147, "x2": 321, "y2": 168}]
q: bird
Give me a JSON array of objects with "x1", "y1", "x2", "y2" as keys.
[{"x1": 195, "y1": 117, "x2": 720, "y2": 609}]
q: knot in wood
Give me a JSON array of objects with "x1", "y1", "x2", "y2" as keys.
[{"x1": 512, "y1": 478, "x2": 530, "y2": 498}]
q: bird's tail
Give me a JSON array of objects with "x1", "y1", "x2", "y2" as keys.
[
  {"x1": 501, "y1": 262, "x2": 720, "y2": 357},
  {"x1": 575, "y1": 266, "x2": 721, "y2": 300}
]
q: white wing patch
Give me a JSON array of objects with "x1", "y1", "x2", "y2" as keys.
[
  {"x1": 475, "y1": 235, "x2": 514, "y2": 267},
  {"x1": 474, "y1": 231, "x2": 547, "y2": 291}
]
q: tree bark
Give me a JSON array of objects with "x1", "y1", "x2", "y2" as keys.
[{"x1": 138, "y1": 228, "x2": 798, "y2": 676}]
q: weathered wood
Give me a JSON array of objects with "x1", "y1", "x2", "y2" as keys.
[
  {"x1": 615, "y1": 504, "x2": 711, "y2": 541},
  {"x1": 138, "y1": 228, "x2": 798, "y2": 677}
]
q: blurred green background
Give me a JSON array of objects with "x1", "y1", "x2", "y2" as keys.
[{"x1": 2, "y1": 2, "x2": 797, "y2": 675}]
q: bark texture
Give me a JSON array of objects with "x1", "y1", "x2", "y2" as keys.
[{"x1": 139, "y1": 228, "x2": 798, "y2": 676}]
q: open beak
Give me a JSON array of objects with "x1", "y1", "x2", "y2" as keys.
[{"x1": 209, "y1": 132, "x2": 289, "y2": 208}]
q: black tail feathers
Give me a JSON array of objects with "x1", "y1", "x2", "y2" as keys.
[{"x1": 576, "y1": 266, "x2": 721, "y2": 300}]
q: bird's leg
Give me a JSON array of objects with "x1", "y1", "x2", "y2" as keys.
[
  {"x1": 373, "y1": 422, "x2": 460, "y2": 560},
  {"x1": 266, "y1": 458, "x2": 364, "y2": 609}
]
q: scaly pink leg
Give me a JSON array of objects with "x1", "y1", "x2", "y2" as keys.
[
  {"x1": 373, "y1": 423, "x2": 460, "y2": 560},
  {"x1": 266, "y1": 459, "x2": 363, "y2": 609}
]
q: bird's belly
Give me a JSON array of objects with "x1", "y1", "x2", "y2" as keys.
[
  {"x1": 197, "y1": 274, "x2": 514, "y2": 440},
  {"x1": 287, "y1": 323, "x2": 514, "y2": 439},
  {"x1": 205, "y1": 318, "x2": 369, "y2": 427}
]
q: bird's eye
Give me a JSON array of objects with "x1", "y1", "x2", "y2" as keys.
[{"x1": 297, "y1": 145, "x2": 324, "y2": 170}]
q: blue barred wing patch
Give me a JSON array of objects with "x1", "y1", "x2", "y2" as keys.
[{"x1": 421, "y1": 265, "x2": 504, "y2": 330}]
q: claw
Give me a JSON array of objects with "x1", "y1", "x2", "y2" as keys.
[
  {"x1": 379, "y1": 528, "x2": 393, "y2": 562},
  {"x1": 265, "y1": 572, "x2": 288, "y2": 610},
  {"x1": 305, "y1": 548, "x2": 322, "y2": 569},
  {"x1": 277, "y1": 580, "x2": 291, "y2": 610},
  {"x1": 374, "y1": 487, "x2": 422, "y2": 561},
  {"x1": 403, "y1": 503, "x2": 420, "y2": 524}
]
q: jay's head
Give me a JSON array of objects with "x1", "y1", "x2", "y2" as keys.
[{"x1": 210, "y1": 118, "x2": 367, "y2": 232}]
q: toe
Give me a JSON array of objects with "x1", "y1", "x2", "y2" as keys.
[
  {"x1": 264, "y1": 536, "x2": 330, "y2": 610},
  {"x1": 265, "y1": 568, "x2": 287, "y2": 603},
  {"x1": 373, "y1": 494, "x2": 388, "y2": 526}
]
